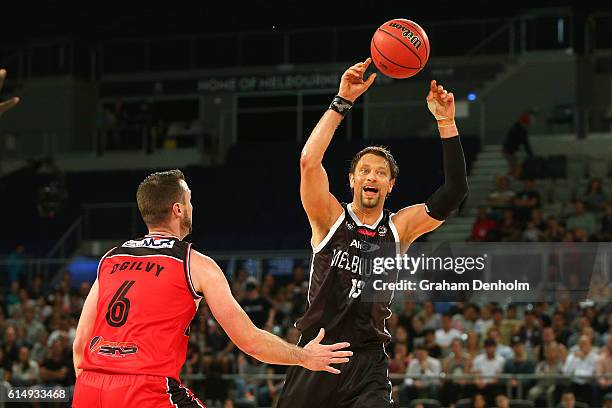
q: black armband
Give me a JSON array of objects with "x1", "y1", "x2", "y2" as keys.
[
  {"x1": 329, "y1": 95, "x2": 353, "y2": 117},
  {"x1": 426, "y1": 136, "x2": 469, "y2": 221}
]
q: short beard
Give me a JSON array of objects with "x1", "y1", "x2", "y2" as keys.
[
  {"x1": 181, "y1": 216, "x2": 193, "y2": 237},
  {"x1": 360, "y1": 192, "x2": 380, "y2": 208}
]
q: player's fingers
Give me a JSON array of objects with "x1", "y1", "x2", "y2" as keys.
[
  {"x1": 448, "y1": 92, "x2": 454, "y2": 102},
  {"x1": 0, "y1": 69, "x2": 6, "y2": 91},
  {"x1": 324, "y1": 366, "x2": 341, "y2": 375},
  {"x1": 363, "y1": 57, "x2": 372, "y2": 69},
  {"x1": 437, "y1": 85, "x2": 443, "y2": 92},
  {"x1": 329, "y1": 357, "x2": 350, "y2": 364},
  {"x1": 327, "y1": 341, "x2": 351, "y2": 351},
  {"x1": 0, "y1": 97, "x2": 20, "y2": 115},
  {"x1": 426, "y1": 91, "x2": 434, "y2": 101},
  {"x1": 313, "y1": 328, "x2": 325, "y2": 344},
  {"x1": 364, "y1": 73, "x2": 376, "y2": 88},
  {"x1": 329, "y1": 350, "x2": 353, "y2": 358},
  {"x1": 430, "y1": 79, "x2": 436, "y2": 92}
]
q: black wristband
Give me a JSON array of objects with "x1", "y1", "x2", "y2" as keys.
[{"x1": 329, "y1": 95, "x2": 354, "y2": 117}]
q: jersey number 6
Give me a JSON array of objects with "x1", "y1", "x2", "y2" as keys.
[{"x1": 106, "y1": 280, "x2": 135, "y2": 328}]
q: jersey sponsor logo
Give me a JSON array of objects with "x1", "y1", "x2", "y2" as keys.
[
  {"x1": 349, "y1": 239, "x2": 380, "y2": 252},
  {"x1": 122, "y1": 237, "x2": 175, "y2": 249},
  {"x1": 357, "y1": 227, "x2": 376, "y2": 237},
  {"x1": 89, "y1": 335, "x2": 138, "y2": 357},
  {"x1": 378, "y1": 225, "x2": 387, "y2": 237},
  {"x1": 110, "y1": 261, "x2": 165, "y2": 277},
  {"x1": 346, "y1": 221, "x2": 355, "y2": 230}
]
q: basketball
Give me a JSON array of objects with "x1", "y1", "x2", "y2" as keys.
[{"x1": 370, "y1": 18, "x2": 430, "y2": 79}]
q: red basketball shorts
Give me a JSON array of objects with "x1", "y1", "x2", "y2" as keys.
[{"x1": 73, "y1": 370, "x2": 205, "y2": 407}]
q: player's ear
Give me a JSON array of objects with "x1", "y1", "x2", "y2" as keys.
[{"x1": 172, "y1": 202, "x2": 182, "y2": 217}]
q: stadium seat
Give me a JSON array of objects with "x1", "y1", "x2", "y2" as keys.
[
  {"x1": 509, "y1": 399, "x2": 534, "y2": 408},
  {"x1": 409, "y1": 399, "x2": 441, "y2": 408},
  {"x1": 455, "y1": 398, "x2": 473, "y2": 408}
]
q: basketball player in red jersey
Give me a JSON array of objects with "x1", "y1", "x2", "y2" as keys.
[
  {"x1": 72, "y1": 170, "x2": 354, "y2": 407},
  {"x1": 277, "y1": 58, "x2": 468, "y2": 407}
]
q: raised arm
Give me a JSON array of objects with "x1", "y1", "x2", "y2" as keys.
[
  {"x1": 190, "y1": 250, "x2": 352, "y2": 374},
  {"x1": 301, "y1": 58, "x2": 376, "y2": 247},
  {"x1": 392, "y1": 80, "x2": 469, "y2": 243}
]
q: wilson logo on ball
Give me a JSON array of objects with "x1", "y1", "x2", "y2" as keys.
[{"x1": 387, "y1": 22, "x2": 422, "y2": 49}]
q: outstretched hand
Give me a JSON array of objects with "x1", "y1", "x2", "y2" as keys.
[
  {"x1": 426, "y1": 79, "x2": 454, "y2": 122},
  {"x1": 338, "y1": 58, "x2": 377, "y2": 103},
  {"x1": 0, "y1": 69, "x2": 19, "y2": 117},
  {"x1": 302, "y1": 328, "x2": 352, "y2": 374}
]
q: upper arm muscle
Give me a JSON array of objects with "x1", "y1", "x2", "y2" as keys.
[
  {"x1": 300, "y1": 163, "x2": 342, "y2": 245},
  {"x1": 392, "y1": 204, "x2": 444, "y2": 244}
]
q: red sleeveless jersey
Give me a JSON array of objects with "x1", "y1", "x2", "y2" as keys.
[{"x1": 79, "y1": 234, "x2": 202, "y2": 380}]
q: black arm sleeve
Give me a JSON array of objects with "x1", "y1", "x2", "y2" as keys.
[{"x1": 425, "y1": 136, "x2": 469, "y2": 221}]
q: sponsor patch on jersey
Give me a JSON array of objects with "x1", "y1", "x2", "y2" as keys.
[
  {"x1": 378, "y1": 225, "x2": 387, "y2": 237},
  {"x1": 89, "y1": 335, "x2": 138, "y2": 357},
  {"x1": 357, "y1": 227, "x2": 376, "y2": 237},
  {"x1": 346, "y1": 221, "x2": 355, "y2": 230},
  {"x1": 122, "y1": 237, "x2": 175, "y2": 249}
]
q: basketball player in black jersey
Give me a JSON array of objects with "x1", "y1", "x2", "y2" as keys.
[{"x1": 277, "y1": 58, "x2": 468, "y2": 407}]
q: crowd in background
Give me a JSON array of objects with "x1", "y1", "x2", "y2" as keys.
[
  {"x1": 0, "y1": 267, "x2": 611, "y2": 407},
  {"x1": 471, "y1": 176, "x2": 612, "y2": 244}
]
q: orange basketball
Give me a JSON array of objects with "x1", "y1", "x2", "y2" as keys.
[{"x1": 370, "y1": 18, "x2": 430, "y2": 79}]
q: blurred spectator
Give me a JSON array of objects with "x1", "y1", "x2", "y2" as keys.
[
  {"x1": 543, "y1": 215, "x2": 566, "y2": 242},
  {"x1": 528, "y1": 344, "x2": 564, "y2": 407},
  {"x1": 470, "y1": 393, "x2": 488, "y2": 408},
  {"x1": 563, "y1": 335, "x2": 598, "y2": 403},
  {"x1": 475, "y1": 304, "x2": 494, "y2": 335},
  {"x1": 596, "y1": 336, "x2": 612, "y2": 405},
  {"x1": 580, "y1": 178, "x2": 607, "y2": 213},
  {"x1": 453, "y1": 303, "x2": 479, "y2": 333},
  {"x1": 11, "y1": 345, "x2": 39, "y2": 386},
  {"x1": 389, "y1": 342, "x2": 410, "y2": 375},
  {"x1": 503, "y1": 336, "x2": 535, "y2": 398},
  {"x1": 466, "y1": 331, "x2": 481, "y2": 358},
  {"x1": 534, "y1": 326, "x2": 568, "y2": 363},
  {"x1": 523, "y1": 220, "x2": 544, "y2": 242},
  {"x1": 39, "y1": 338, "x2": 72, "y2": 386},
  {"x1": 472, "y1": 338, "x2": 505, "y2": 405},
  {"x1": 470, "y1": 207, "x2": 497, "y2": 241},
  {"x1": 435, "y1": 313, "x2": 462, "y2": 353},
  {"x1": 503, "y1": 111, "x2": 533, "y2": 178},
  {"x1": 600, "y1": 203, "x2": 612, "y2": 240},
  {"x1": 513, "y1": 178, "x2": 541, "y2": 222},
  {"x1": 440, "y1": 338, "x2": 471, "y2": 405},
  {"x1": 401, "y1": 343, "x2": 441, "y2": 404},
  {"x1": 23, "y1": 305, "x2": 45, "y2": 345},
  {"x1": 420, "y1": 301, "x2": 441, "y2": 331},
  {"x1": 488, "y1": 176, "x2": 515, "y2": 212},
  {"x1": 552, "y1": 312, "x2": 572, "y2": 346},
  {"x1": 558, "y1": 390, "x2": 577, "y2": 408},
  {"x1": 487, "y1": 327, "x2": 514, "y2": 360},
  {"x1": 565, "y1": 200, "x2": 597, "y2": 236},
  {"x1": 517, "y1": 310, "x2": 542, "y2": 352},
  {"x1": 2, "y1": 325, "x2": 19, "y2": 363},
  {"x1": 498, "y1": 209, "x2": 521, "y2": 241},
  {"x1": 240, "y1": 279, "x2": 273, "y2": 330},
  {"x1": 423, "y1": 329, "x2": 442, "y2": 359},
  {"x1": 495, "y1": 393, "x2": 510, "y2": 408},
  {"x1": 5, "y1": 244, "x2": 26, "y2": 285}
]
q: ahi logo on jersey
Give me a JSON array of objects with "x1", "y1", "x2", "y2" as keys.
[
  {"x1": 350, "y1": 239, "x2": 380, "y2": 252},
  {"x1": 378, "y1": 225, "x2": 387, "y2": 237},
  {"x1": 89, "y1": 335, "x2": 138, "y2": 357},
  {"x1": 357, "y1": 227, "x2": 376, "y2": 237},
  {"x1": 346, "y1": 222, "x2": 355, "y2": 230},
  {"x1": 122, "y1": 238, "x2": 175, "y2": 249}
]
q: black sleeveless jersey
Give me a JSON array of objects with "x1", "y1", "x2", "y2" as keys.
[{"x1": 295, "y1": 203, "x2": 400, "y2": 349}]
